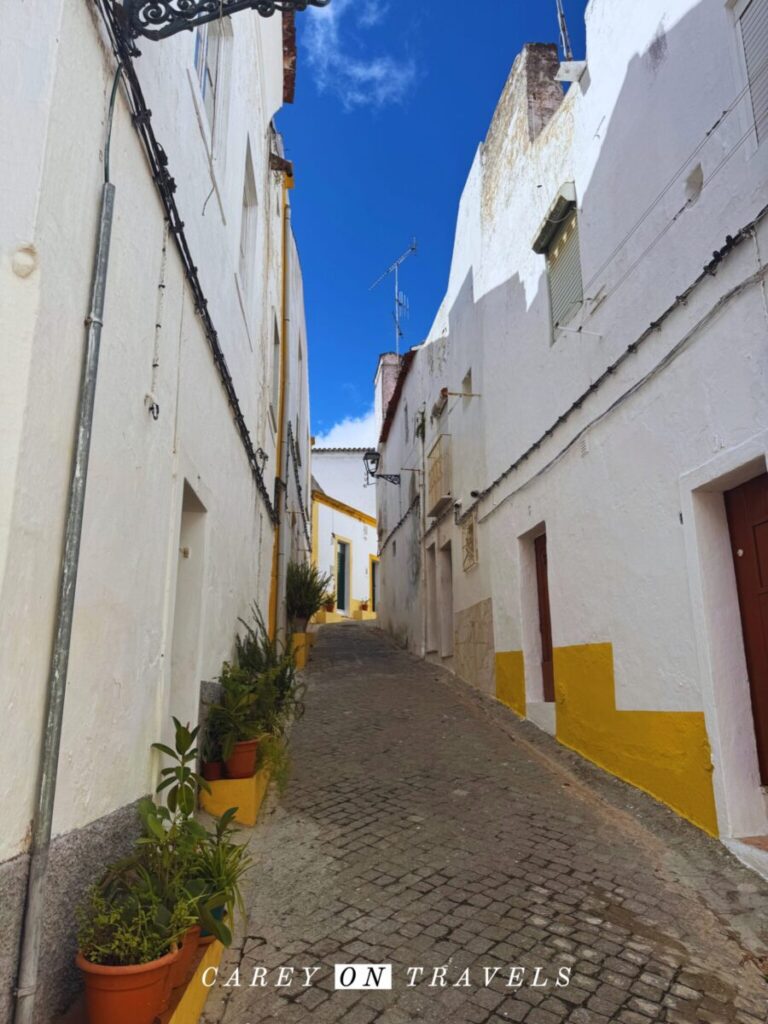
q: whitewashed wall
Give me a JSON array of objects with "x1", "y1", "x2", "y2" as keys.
[
  {"x1": 376, "y1": 0, "x2": 768, "y2": 841},
  {"x1": 0, "y1": 0, "x2": 305, "y2": 864}
]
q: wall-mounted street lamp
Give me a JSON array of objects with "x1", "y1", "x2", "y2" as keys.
[
  {"x1": 121, "y1": 0, "x2": 330, "y2": 42},
  {"x1": 363, "y1": 450, "x2": 400, "y2": 486}
]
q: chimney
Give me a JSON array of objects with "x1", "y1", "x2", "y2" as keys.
[
  {"x1": 520, "y1": 43, "x2": 562, "y2": 141},
  {"x1": 374, "y1": 353, "x2": 401, "y2": 435}
]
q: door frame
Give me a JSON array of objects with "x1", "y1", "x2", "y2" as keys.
[
  {"x1": 369, "y1": 554, "x2": 380, "y2": 612},
  {"x1": 680, "y1": 429, "x2": 768, "y2": 839},
  {"x1": 334, "y1": 535, "x2": 352, "y2": 614}
]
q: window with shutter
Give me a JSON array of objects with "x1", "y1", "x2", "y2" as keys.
[
  {"x1": 546, "y1": 211, "x2": 583, "y2": 332},
  {"x1": 741, "y1": 0, "x2": 768, "y2": 142}
]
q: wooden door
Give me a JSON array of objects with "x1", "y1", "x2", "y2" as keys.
[
  {"x1": 535, "y1": 533, "x2": 555, "y2": 702},
  {"x1": 725, "y1": 472, "x2": 768, "y2": 784}
]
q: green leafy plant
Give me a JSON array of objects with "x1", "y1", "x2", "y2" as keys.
[
  {"x1": 191, "y1": 808, "x2": 252, "y2": 943},
  {"x1": 77, "y1": 880, "x2": 188, "y2": 967},
  {"x1": 285, "y1": 561, "x2": 333, "y2": 632},
  {"x1": 235, "y1": 604, "x2": 306, "y2": 728},
  {"x1": 152, "y1": 718, "x2": 210, "y2": 816},
  {"x1": 258, "y1": 734, "x2": 291, "y2": 794},
  {"x1": 206, "y1": 664, "x2": 276, "y2": 760}
]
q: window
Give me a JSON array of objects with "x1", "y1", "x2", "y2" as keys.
[
  {"x1": 532, "y1": 183, "x2": 583, "y2": 337},
  {"x1": 546, "y1": 211, "x2": 583, "y2": 331},
  {"x1": 194, "y1": 21, "x2": 224, "y2": 127},
  {"x1": 740, "y1": 0, "x2": 768, "y2": 142},
  {"x1": 238, "y1": 144, "x2": 258, "y2": 296}
]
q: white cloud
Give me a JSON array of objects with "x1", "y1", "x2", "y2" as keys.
[
  {"x1": 303, "y1": 0, "x2": 416, "y2": 110},
  {"x1": 314, "y1": 406, "x2": 378, "y2": 448}
]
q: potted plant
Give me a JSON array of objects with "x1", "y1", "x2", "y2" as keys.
[
  {"x1": 193, "y1": 808, "x2": 252, "y2": 947},
  {"x1": 286, "y1": 562, "x2": 333, "y2": 665},
  {"x1": 206, "y1": 665, "x2": 274, "y2": 778},
  {"x1": 201, "y1": 716, "x2": 225, "y2": 781},
  {"x1": 236, "y1": 605, "x2": 306, "y2": 730},
  {"x1": 76, "y1": 880, "x2": 187, "y2": 1024},
  {"x1": 323, "y1": 593, "x2": 336, "y2": 613},
  {"x1": 359, "y1": 600, "x2": 369, "y2": 612}
]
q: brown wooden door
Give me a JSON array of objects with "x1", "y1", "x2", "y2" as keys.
[
  {"x1": 725, "y1": 472, "x2": 768, "y2": 785},
  {"x1": 535, "y1": 533, "x2": 555, "y2": 702}
]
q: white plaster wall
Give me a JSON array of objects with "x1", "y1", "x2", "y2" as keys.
[
  {"x1": 376, "y1": 0, "x2": 768, "y2": 836},
  {"x1": 312, "y1": 450, "x2": 377, "y2": 517},
  {"x1": 0, "y1": 2, "x2": 309, "y2": 860},
  {"x1": 314, "y1": 504, "x2": 376, "y2": 609}
]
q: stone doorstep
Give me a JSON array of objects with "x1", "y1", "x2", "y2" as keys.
[
  {"x1": 56, "y1": 940, "x2": 224, "y2": 1024},
  {"x1": 722, "y1": 838, "x2": 768, "y2": 884},
  {"x1": 199, "y1": 766, "x2": 271, "y2": 828}
]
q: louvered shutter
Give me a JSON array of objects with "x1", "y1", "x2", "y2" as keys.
[
  {"x1": 547, "y1": 212, "x2": 583, "y2": 329},
  {"x1": 742, "y1": 0, "x2": 768, "y2": 142}
]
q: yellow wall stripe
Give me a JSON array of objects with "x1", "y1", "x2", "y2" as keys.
[
  {"x1": 553, "y1": 643, "x2": 719, "y2": 836},
  {"x1": 496, "y1": 651, "x2": 526, "y2": 717}
]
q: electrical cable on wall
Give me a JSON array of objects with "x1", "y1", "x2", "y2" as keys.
[{"x1": 94, "y1": 0, "x2": 278, "y2": 524}]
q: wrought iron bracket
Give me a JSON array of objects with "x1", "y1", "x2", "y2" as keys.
[
  {"x1": 121, "y1": 0, "x2": 330, "y2": 41},
  {"x1": 373, "y1": 473, "x2": 401, "y2": 486}
]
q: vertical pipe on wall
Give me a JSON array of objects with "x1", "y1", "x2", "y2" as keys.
[
  {"x1": 268, "y1": 172, "x2": 294, "y2": 638},
  {"x1": 13, "y1": 181, "x2": 116, "y2": 1024}
]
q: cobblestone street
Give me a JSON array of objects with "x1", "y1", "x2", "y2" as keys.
[{"x1": 204, "y1": 624, "x2": 768, "y2": 1024}]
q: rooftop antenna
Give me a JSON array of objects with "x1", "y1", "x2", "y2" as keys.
[
  {"x1": 369, "y1": 238, "x2": 417, "y2": 357},
  {"x1": 556, "y1": 0, "x2": 573, "y2": 61}
]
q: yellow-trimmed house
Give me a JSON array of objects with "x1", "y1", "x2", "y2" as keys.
[{"x1": 311, "y1": 448, "x2": 379, "y2": 622}]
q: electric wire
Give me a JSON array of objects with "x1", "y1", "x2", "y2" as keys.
[{"x1": 94, "y1": 0, "x2": 278, "y2": 523}]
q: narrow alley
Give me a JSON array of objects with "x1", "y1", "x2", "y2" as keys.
[{"x1": 203, "y1": 624, "x2": 768, "y2": 1024}]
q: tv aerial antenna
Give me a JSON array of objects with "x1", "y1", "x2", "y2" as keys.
[
  {"x1": 370, "y1": 238, "x2": 417, "y2": 357},
  {"x1": 556, "y1": 0, "x2": 574, "y2": 61}
]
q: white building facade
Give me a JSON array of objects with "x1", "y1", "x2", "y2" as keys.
[
  {"x1": 0, "y1": 2, "x2": 312, "y2": 1018},
  {"x1": 375, "y1": 0, "x2": 768, "y2": 866},
  {"x1": 312, "y1": 448, "x2": 379, "y2": 618}
]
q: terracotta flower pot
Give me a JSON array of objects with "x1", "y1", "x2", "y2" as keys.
[
  {"x1": 324, "y1": 603, "x2": 335, "y2": 612},
  {"x1": 202, "y1": 761, "x2": 223, "y2": 781},
  {"x1": 224, "y1": 738, "x2": 259, "y2": 779},
  {"x1": 170, "y1": 925, "x2": 201, "y2": 989},
  {"x1": 76, "y1": 947, "x2": 179, "y2": 1024}
]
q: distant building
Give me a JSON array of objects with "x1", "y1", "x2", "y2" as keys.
[
  {"x1": 1, "y1": 3, "x2": 311, "y2": 1017},
  {"x1": 312, "y1": 448, "x2": 379, "y2": 619},
  {"x1": 374, "y1": 0, "x2": 768, "y2": 872}
]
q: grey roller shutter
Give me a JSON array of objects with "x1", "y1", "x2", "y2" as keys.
[
  {"x1": 547, "y1": 212, "x2": 583, "y2": 329},
  {"x1": 742, "y1": 0, "x2": 768, "y2": 142}
]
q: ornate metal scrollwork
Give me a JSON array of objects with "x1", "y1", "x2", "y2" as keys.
[{"x1": 122, "y1": 0, "x2": 331, "y2": 41}]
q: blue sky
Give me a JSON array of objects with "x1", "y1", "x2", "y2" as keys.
[{"x1": 278, "y1": 0, "x2": 588, "y2": 446}]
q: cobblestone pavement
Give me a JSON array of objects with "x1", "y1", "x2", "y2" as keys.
[{"x1": 204, "y1": 623, "x2": 768, "y2": 1024}]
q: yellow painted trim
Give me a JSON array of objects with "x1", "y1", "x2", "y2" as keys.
[
  {"x1": 554, "y1": 643, "x2": 719, "y2": 836},
  {"x1": 333, "y1": 534, "x2": 353, "y2": 614},
  {"x1": 313, "y1": 490, "x2": 376, "y2": 528},
  {"x1": 268, "y1": 174, "x2": 295, "y2": 639},
  {"x1": 200, "y1": 766, "x2": 271, "y2": 827},
  {"x1": 312, "y1": 609, "x2": 345, "y2": 624},
  {"x1": 311, "y1": 497, "x2": 319, "y2": 565},
  {"x1": 495, "y1": 651, "x2": 526, "y2": 718},
  {"x1": 165, "y1": 941, "x2": 224, "y2": 1024},
  {"x1": 291, "y1": 632, "x2": 309, "y2": 670}
]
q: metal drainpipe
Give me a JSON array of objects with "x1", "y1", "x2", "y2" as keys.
[
  {"x1": 268, "y1": 172, "x2": 294, "y2": 639},
  {"x1": 13, "y1": 85, "x2": 119, "y2": 1024}
]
